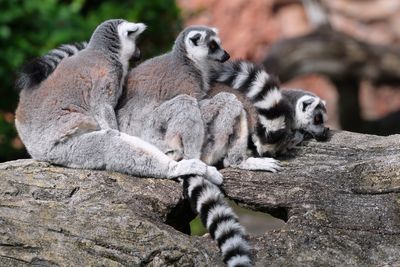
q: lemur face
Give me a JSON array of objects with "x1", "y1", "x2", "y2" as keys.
[
  {"x1": 118, "y1": 21, "x2": 146, "y2": 62},
  {"x1": 296, "y1": 95, "x2": 329, "y2": 141},
  {"x1": 185, "y1": 27, "x2": 230, "y2": 64}
]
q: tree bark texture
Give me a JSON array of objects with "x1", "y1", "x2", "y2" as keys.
[{"x1": 1, "y1": 131, "x2": 399, "y2": 266}]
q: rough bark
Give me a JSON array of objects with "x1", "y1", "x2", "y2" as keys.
[
  {"x1": 224, "y1": 130, "x2": 400, "y2": 266},
  {"x1": 1, "y1": 130, "x2": 400, "y2": 266},
  {"x1": 0, "y1": 160, "x2": 219, "y2": 266}
]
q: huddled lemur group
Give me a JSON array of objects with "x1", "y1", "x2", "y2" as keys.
[{"x1": 15, "y1": 19, "x2": 329, "y2": 267}]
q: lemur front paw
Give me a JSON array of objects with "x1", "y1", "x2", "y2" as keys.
[
  {"x1": 169, "y1": 159, "x2": 223, "y2": 185},
  {"x1": 238, "y1": 157, "x2": 282, "y2": 172},
  {"x1": 205, "y1": 165, "x2": 223, "y2": 185}
]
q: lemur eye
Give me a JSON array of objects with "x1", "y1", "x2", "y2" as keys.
[
  {"x1": 314, "y1": 114, "x2": 323, "y2": 125},
  {"x1": 209, "y1": 41, "x2": 218, "y2": 52}
]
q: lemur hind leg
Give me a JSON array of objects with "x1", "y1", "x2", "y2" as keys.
[
  {"x1": 200, "y1": 92, "x2": 247, "y2": 166},
  {"x1": 200, "y1": 92, "x2": 281, "y2": 172},
  {"x1": 142, "y1": 94, "x2": 205, "y2": 161},
  {"x1": 48, "y1": 127, "x2": 222, "y2": 184}
]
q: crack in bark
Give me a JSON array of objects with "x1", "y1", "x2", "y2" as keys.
[
  {"x1": 351, "y1": 187, "x2": 400, "y2": 195},
  {"x1": 0, "y1": 255, "x2": 30, "y2": 264}
]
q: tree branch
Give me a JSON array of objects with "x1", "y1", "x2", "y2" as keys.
[{"x1": 1, "y1": 131, "x2": 399, "y2": 266}]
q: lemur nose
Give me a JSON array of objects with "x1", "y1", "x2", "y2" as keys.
[
  {"x1": 131, "y1": 48, "x2": 141, "y2": 61},
  {"x1": 316, "y1": 127, "x2": 330, "y2": 142}
]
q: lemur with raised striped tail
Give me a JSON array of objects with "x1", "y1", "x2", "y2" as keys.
[
  {"x1": 15, "y1": 19, "x2": 223, "y2": 185},
  {"x1": 209, "y1": 63, "x2": 329, "y2": 157}
]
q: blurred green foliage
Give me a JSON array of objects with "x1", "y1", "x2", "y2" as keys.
[
  {"x1": 0, "y1": 0, "x2": 182, "y2": 162},
  {"x1": 190, "y1": 215, "x2": 207, "y2": 236}
]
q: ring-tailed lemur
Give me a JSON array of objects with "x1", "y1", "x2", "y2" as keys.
[
  {"x1": 16, "y1": 26, "x2": 252, "y2": 266},
  {"x1": 15, "y1": 19, "x2": 223, "y2": 185},
  {"x1": 117, "y1": 26, "x2": 280, "y2": 172},
  {"x1": 210, "y1": 60, "x2": 329, "y2": 155},
  {"x1": 208, "y1": 80, "x2": 329, "y2": 157},
  {"x1": 116, "y1": 25, "x2": 254, "y2": 266}
]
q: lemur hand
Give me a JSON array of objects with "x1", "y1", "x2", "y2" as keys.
[
  {"x1": 168, "y1": 159, "x2": 223, "y2": 185},
  {"x1": 238, "y1": 157, "x2": 282, "y2": 172}
]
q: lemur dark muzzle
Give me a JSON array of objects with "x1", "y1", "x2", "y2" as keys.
[
  {"x1": 220, "y1": 50, "x2": 230, "y2": 62},
  {"x1": 131, "y1": 48, "x2": 141, "y2": 61},
  {"x1": 315, "y1": 127, "x2": 330, "y2": 142}
]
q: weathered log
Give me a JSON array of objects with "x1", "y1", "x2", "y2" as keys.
[
  {"x1": 0, "y1": 160, "x2": 219, "y2": 266},
  {"x1": 224, "y1": 130, "x2": 400, "y2": 266},
  {"x1": 1, "y1": 130, "x2": 400, "y2": 266}
]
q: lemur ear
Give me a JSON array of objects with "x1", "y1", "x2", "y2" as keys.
[
  {"x1": 189, "y1": 33, "x2": 202, "y2": 46},
  {"x1": 127, "y1": 29, "x2": 138, "y2": 36},
  {"x1": 302, "y1": 99, "x2": 314, "y2": 112}
]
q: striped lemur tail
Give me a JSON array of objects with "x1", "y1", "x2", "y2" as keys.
[
  {"x1": 212, "y1": 60, "x2": 291, "y2": 157},
  {"x1": 16, "y1": 42, "x2": 88, "y2": 90},
  {"x1": 183, "y1": 176, "x2": 253, "y2": 267}
]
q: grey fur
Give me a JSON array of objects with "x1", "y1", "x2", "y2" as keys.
[
  {"x1": 199, "y1": 92, "x2": 248, "y2": 166},
  {"x1": 87, "y1": 19, "x2": 123, "y2": 58},
  {"x1": 15, "y1": 19, "x2": 223, "y2": 184}
]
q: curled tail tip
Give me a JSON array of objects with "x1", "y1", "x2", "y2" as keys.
[
  {"x1": 15, "y1": 57, "x2": 50, "y2": 91},
  {"x1": 227, "y1": 254, "x2": 254, "y2": 267},
  {"x1": 15, "y1": 42, "x2": 87, "y2": 91},
  {"x1": 213, "y1": 61, "x2": 251, "y2": 89}
]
